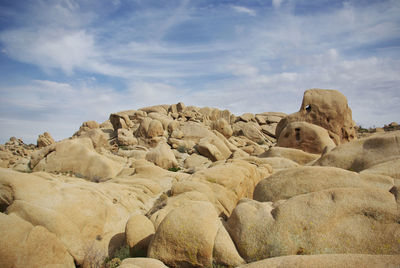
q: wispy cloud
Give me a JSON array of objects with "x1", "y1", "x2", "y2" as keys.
[
  {"x1": 231, "y1": 5, "x2": 256, "y2": 16},
  {"x1": 0, "y1": 0, "x2": 399, "y2": 143}
]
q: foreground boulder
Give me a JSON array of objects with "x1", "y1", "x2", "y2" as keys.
[
  {"x1": 276, "y1": 89, "x2": 357, "y2": 145},
  {"x1": 237, "y1": 254, "x2": 400, "y2": 268},
  {"x1": 227, "y1": 187, "x2": 400, "y2": 262},
  {"x1": 314, "y1": 131, "x2": 400, "y2": 172},
  {"x1": 0, "y1": 213, "x2": 75, "y2": 268}
]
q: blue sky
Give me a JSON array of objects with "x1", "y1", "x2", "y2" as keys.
[{"x1": 0, "y1": 0, "x2": 399, "y2": 144}]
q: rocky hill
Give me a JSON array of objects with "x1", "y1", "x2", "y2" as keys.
[{"x1": 0, "y1": 89, "x2": 399, "y2": 268}]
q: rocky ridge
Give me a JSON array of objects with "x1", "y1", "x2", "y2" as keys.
[{"x1": 0, "y1": 88, "x2": 399, "y2": 268}]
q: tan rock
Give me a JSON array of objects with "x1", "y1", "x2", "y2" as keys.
[
  {"x1": 118, "y1": 129, "x2": 138, "y2": 147},
  {"x1": 110, "y1": 113, "x2": 133, "y2": 130},
  {"x1": 314, "y1": 131, "x2": 400, "y2": 172},
  {"x1": 145, "y1": 142, "x2": 178, "y2": 170},
  {"x1": 147, "y1": 120, "x2": 164, "y2": 138},
  {"x1": 120, "y1": 258, "x2": 168, "y2": 268},
  {"x1": 196, "y1": 136, "x2": 232, "y2": 162},
  {"x1": 233, "y1": 121, "x2": 265, "y2": 143},
  {"x1": 148, "y1": 201, "x2": 220, "y2": 268},
  {"x1": 184, "y1": 154, "x2": 211, "y2": 170},
  {"x1": 227, "y1": 188, "x2": 400, "y2": 262},
  {"x1": 360, "y1": 158, "x2": 400, "y2": 179},
  {"x1": 212, "y1": 118, "x2": 233, "y2": 138},
  {"x1": 276, "y1": 89, "x2": 357, "y2": 145},
  {"x1": 253, "y1": 166, "x2": 394, "y2": 202},
  {"x1": 252, "y1": 156, "x2": 299, "y2": 170},
  {"x1": 125, "y1": 215, "x2": 155, "y2": 257},
  {"x1": 239, "y1": 113, "x2": 255, "y2": 122},
  {"x1": 237, "y1": 254, "x2": 400, "y2": 268},
  {"x1": 80, "y1": 129, "x2": 110, "y2": 150},
  {"x1": 277, "y1": 121, "x2": 336, "y2": 154},
  {"x1": 213, "y1": 223, "x2": 245, "y2": 267},
  {"x1": 139, "y1": 105, "x2": 168, "y2": 115},
  {"x1": 260, "y1": 146, "x2": 320, "y2": 165},
  {"x1": 0, "y1": 213, "x2": 75, "y2": 268},
  {"x1": 31, "y1": 138, "x2": 123, "y2": 181},
  {"x1": 37, "y1": 132, "x2": 55, "y2": 148}
]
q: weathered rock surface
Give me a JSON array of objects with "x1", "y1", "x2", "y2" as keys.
[
  {"x1": 237, "y1": 254, "x2": 400, "y2": 268},
  {"x1": 276, "y1": 89, "x2": 357, "y2": 145},
  {"x1": 126, "y1": 215, "x2": 155, "y2": 257},
  {"x1": 227, "y1": 188, "x2": 400, "y2": 262},
  {"x1": 145, "y1": 141, "x2": 178, "y2": 170},
  {"x1": 314, "y1": 131, "x2": 400, "y2": 172},
  {"x1": 277, "y1": 121, "x2": 336, "y2": 154},
  {"x1": 120, "y1": 257, "x2": 168, "y2": 268},
  {"x1": 260, "y1": 146, "x2": 320, "y2": 165},
  {"x1": 37, "y1": 132, "x2": 55, "y2": 148}
]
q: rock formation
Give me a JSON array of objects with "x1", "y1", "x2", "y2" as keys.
[{"x1": 0, "y1": 89, "x2": 399, "y2": 268}]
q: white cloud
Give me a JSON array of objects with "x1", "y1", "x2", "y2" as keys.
[
  {"x1": 272, "y1": 0, "x2": 284, "y2": 8},
  {"x1": 232, "y1": 6, "x2": 256, "y2": 16}
]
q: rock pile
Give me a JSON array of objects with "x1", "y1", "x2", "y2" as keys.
[{"x1": 0, "y1": 88, "x2": 399, "y2": 268}]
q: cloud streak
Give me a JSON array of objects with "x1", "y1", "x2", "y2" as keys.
[{"x1": 0, "y1": 0, "x2": 399, "y2": 143}]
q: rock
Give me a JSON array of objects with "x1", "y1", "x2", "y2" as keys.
[
  {"x1": 237, "y1": 254, "x2": 400, "y2": 268},
  {"x1": 184, "y1": 154, "x2": 211, "y2": 171},
  {"x1": 147, "y1": 120, "x2": 164, "y2": 138},
  {"x1": 213, "y1": 223, "x2": 245, "y2": 267},
  {"x1": 360, "y1": 158, "x2": 400, "y2": 179},
  {"x1": 145, "y1": 142, "x2": 178, "y2": 170},
  {"x1": 260, "y1": 146, "x2": 320, "y2": 165},
  {"x1": 389, "y1": 122, "x2": 399, "y2": 127},
  {"x1": 233, "y1": 121, "x2": 265, "y2": 143},
  {"x1": 74, "y1": 121, "x2": 100, "y2": 136},
  {"x1": 227, "y1": 188, "x2": 400, "y2": 261},
  {"x1": 140, "y1": 105, "x2": 169, "y2": 115},
  {"x1": 12, "y1": 158, "x2": 31, "y2": 173},
  {"x1": 110, "y1": 113, "x2": 133, "y2": 130},
  {"x1": 276, "y1": 89, "x2": 357, "y2": 145},
  {"x1": 314, "y1": 131, "x2": 400, "y2": 172},
  {"x1": 37, "y1": 132, "x2": 55, "y2": 148},
  {"x1": 148, "y1": 201, "x2": 220, "y2": 268},
  {"x1": 125, "y1": 215, "x2": 155, "y2": 257},
  {"x1": 212, "y1": 118, "x2": 233, "y2": 138},
  {"x1": 253, "y1": 166, "x2": 394, "y2": 202},
  {"x1": 118, "y1": 129, "x2": 138, "y2": 147},
  {"x1": 239, "y1": 113, "x2": 255, "y2": 122},
  {"x1": 196, "y1": 136, "x2": 232, "y2": 162},
  {"x1": 277, "y1": 121, "x2": 336, "y2": 154},
  {"x1": 30, "y1": 138, "x2": 123, "y2": 181},
  {"x1": 120, "y1": 258, "x2": 168, "y2": 268},
  {"x1": 261, "y1": 124, "x2": 277, "y2": 138},
  {"x1": 0, "y1": 168, "x2": 163, "y2": 266},
  {"x1": 253, "y1": 156, "x2": 299, "y2": 170},
  {"x1": 80, "y1": 128, "x2": 110, "y2": 151},
  {"x1": 0, "y1": 213, "x2": 75, "y2": 268}
]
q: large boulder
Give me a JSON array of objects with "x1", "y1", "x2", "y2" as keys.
[
  {"x1": 125, "y1": 214, "x2": 155, "y2": 257},
  {"x1": 227, "y1": 188, "x2": 400, "y2": 262},
  {"x1": 314, "y1": 131, "x2": 400, "y2": 172},
  {"x1": 277, "y1": 121, "x2": 336, "y2": 154},
  {"x1": 276, "y1": 89, "x2": 357, "y2": 145},
  {"x1": 0, "y1": 213, "x2": 75, "y2": 268},
  {"x1": 37, "y1": 132, "x2": 55, "y2": 148},
  {"x1": 148, "y1": 201, "x2": 220, "y2": 268},
  {"x1": 117, "y1": 129, "x2": 138, "y2": 147},
  {"x1": 260, "y1": 146, "x2": 320, "y2": 165},
  {"x1": 119, "y1": 258, "x2": 168, "y2": 268},
  {"x1": 30, "y1": 138, "x2": 124, "y2": 181},
  {"x1": 237, "y1": 254, "x2": 400, "y2": 268},
  {"x1": 253, "y1": 166, "x2": 394, "y2": 202},
  {"x1": 0, "y1": 168, "x2": 163, "y2": 266}
]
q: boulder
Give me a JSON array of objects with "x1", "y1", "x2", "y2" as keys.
[
  {"x1": 239, "y1": 113, "x2": 255, "y2": 122},
  {"x1": 253, "y1": 166, "x2": 394, "y2": 202},
  {"x1": 276, "y1": 89, "x2": 357, "y2": 145},
  {"x1": 120, "y1": 258, "x2": 168, "y2": 268},
  {"x1": 227, "y1": 188, "x2": 400, "y2": 262},
  {"x1": 213, "y1": 223, "x2": 245, "y2": 267},
  {"x1": 30, "y1": 138, "x2": 123, "y2": 181},
  {"x1": 233, "y1": 121, "x2": 265, "y2": 143},
  {"x1": 80, "y1": 129, "x2": 110, "y2": 150},
  {"x1": 237, "y1": 254, "x2": 400, "y2": 268},
  {"x1": 277, "y1": 121, "x2": 336, "y2": 154},
  {"x1": 196, "y1": 136, "x2": 232, "y2": 162},
  {"x1": 360, "y1": 158, "x2": 400, "y2": 179},
  {"x1": 147, "y1": 120, "x2": 165, "y2": 138},
  {"x1": 260, "y1": 146, "x2": 320, "y2": 165},
  {"x1": 212, "y1": 118, "x2": 233, "y2": 138},
  {"x1": 314, "y1": 131, "x2": 400, "y2": 172},
  {"x1": 148, "y1": 201, "x2": 220, "y2": 268},
  {"x1": 145, "y1": 142, "x2": 178, "y2": 170},
  {"x1": 110, "y1": 113, "x2": 133, "y2": 130},
  {"x1": 125, "y1": 215, "x2": 155, "y2": 257},
  {"x1": 0, "y1": 213, "x2": 75, "y2": 268},
  {"x1": 118, "y1": 129, "x2": 138, "y2": 147},
  {"x1": 37, "y1": 132, "x2": 55, "y2": 148}
]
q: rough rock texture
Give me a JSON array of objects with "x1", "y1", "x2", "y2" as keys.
[
  {"x1": 276, "y1": 89, "x2": 357, "y2": 145},
  {"x1": 277, "y1": 121, "x2": 336, "y2": 154},
  {"x1": 120, "y1": 258, "x2": 168, "y2": 268},
  {"x1": 314, "y1": 131, "x2": 400, "y2": 172},
  {"x1": 37, "y1": 132, "x2": 55, "y2": 148},
  {"x1": 126, "y1": 214, "x2": 155, "y2": 257},
  {"x1": 118, "y1": 129, "x2": 138, "y2": 146},
  {"x1": 260, "y1": 146, "x2": 320, "y2": 165},
  {"x1": 227, "y1": 188, "x2": 400, "y2": 262},
  {"x1": 30, "y1": 138, "x2": 124, "y2": 181},
  {"x1": 253, "y1": 166, "x2": 394, "y2": 202},
  {"x1": 148, "y1": 201, "x2": 220, "y2": 268},
  {"x1": 145, "y1": 141, "x2": 178, "y2": 169},
  {"x1": 0, "y1": 213, "x2": 75, "y2": 268},
  {"x1": 237, "y1": 254, "x2": 400, "y2": 268}
]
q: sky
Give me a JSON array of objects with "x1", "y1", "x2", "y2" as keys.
[{"x1": 0, "y1": 0, "x2": 399, "y2": 144}]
